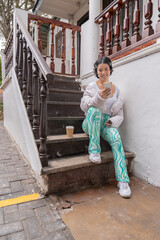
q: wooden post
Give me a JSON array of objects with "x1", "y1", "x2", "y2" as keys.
[
  {"x1": 131, "y1": 0, "x2": 141, "y2": 44},
  {"x1": 39, "y1": 75, "x2": 48, "y2": 167},
  {"x1": 71, "y1": 29, "x2": 75, "y2": 75},
  {"x1": 122, "y1": 0, "x2": 131, "y2": 49},
  {"x1": 32, "y1": 59, "x2": 40, "y2": 139},
  {"x1": 37, "y1": 20, "x2": 42, "y2": 52},
  {"x1": 112, "y1": 4, "x2": 121, "y2": 54},
  {"x1": 28, "y1": 18, "x2": 31, "y2": 33},
  {"x1": 50, "y1": 24, "x2": 55, "y2": 73},
  {"x1": 156, "y1": 0, "x2": 160, "y2": 32},
  {"x1": 18, "y1": 30, "x2": 23, "y2": 91},
  {"x1": 61, "y1": 27, "x2": 66, "y2": 74},
  {"x1": 27, "y1": 47, "x2": 33, "y2": 120},
  {"x1": 22, "y1": 37, "x2": 27, "y2": 105},
  {"x1": 105, "y1": 12, "x2": 112, "y2": 56},
  {"x1": 15, "y1": 25, "x2": 20, "y2": 76},
  {"x1": 142, "y1": 0, "x2": 154, "y2": 38},
  {"x1": 98, "y1": 17, "x2": 105, "y2": 58}
]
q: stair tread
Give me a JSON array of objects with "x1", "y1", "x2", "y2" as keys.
[
  {"x1": 36, "y1": 133, "x2": 88, "y2": 144},
  {"x1": 53, "y1": 79, "x2": 80, "y2": 84},
  {"x1": 48, "y1": 116, "x2": 85, "y2": 120},
  {"x1": 47, "y1": 101, "x2": 80, "y2": 105},
  {"x1": 49, "y1": 88, "x2": 83, "y2": 94},
  {"x1": 42, "y1": 151, "x2": 136, "y2": 174}
]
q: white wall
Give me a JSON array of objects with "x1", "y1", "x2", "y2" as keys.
[
  {"x1": 80, "y1": 39, "x2": 160, "y2": 187},
  {"x1": 3, "y1": 69, "x2": 42, "y2": 175},
  {"x1": 111, "y1": 45, "x2": 160, "y2": 187}
]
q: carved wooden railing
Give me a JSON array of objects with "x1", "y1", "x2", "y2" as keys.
[
  {"x1": 4, "y1": 29, "x2": 13, "y2": 77},
  {"x1": 15, "y1": 15, "x2": 55, "y2": 167},
  {"x1": 28, "y1": 14, "x2": 81, "y2": 76},
  {"x1": 95, "y1": 0, "x2": 160, "y2": 59}
]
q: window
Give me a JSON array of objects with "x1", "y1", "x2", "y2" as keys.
[{"x1": 55, "y1": 31, "x2": 62, "y2": 58}]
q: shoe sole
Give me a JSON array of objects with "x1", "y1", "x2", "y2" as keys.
[{"x1": 89, "y1": 159, "x2": 101, "y2": 164}]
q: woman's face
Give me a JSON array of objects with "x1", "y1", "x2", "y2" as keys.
[{"x1": 97, "y1": 63, "x2": 110, "y2": 82}]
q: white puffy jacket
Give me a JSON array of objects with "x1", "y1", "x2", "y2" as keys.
[{"x1": 80, "y1": 83, "x2": 124, "y2": 128}]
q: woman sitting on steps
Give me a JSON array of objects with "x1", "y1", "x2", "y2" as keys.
[{"x1": 80, "y1": 56, "x2": 131, "y2": 198}]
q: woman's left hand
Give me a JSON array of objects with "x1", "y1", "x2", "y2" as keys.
[{"x1": 105, "y1": 120, "x2": 112, "y2": 127}]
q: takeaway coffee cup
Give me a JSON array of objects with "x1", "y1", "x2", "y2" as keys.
[{"x1": 66, "y1": 126, "x2": 74, "y2": 137}]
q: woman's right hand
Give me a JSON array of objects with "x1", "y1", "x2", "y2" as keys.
[{"x1": 100, "y1": 88, "x2": 111, "y2": 99}]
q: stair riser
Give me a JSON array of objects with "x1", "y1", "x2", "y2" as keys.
[
  {"x1": 43, "y1": 160, "x2": 132, "y2": 194},
  {"x1": 37, "y1": 138, "x2": 111, "y2": 159},
  {"x1": 48, "y1": 92, "x2": 83, "y2": 102},
  {"x1": 46, "y1": 140, "x2": 89, "y2": 159},
  {"x1": 48, "y1": 119, "x2": 84, "y2": 135},
  {"x1": 49, "y1": 81, "x2": 81, "y2": 91},
  {"x1": 48, "y1": 104, "x2": 84, "y2": 117}
]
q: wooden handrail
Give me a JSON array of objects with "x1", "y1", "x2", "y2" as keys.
[
  {"x1": 4, "y1": 29, "x2": 13, "y2": 54},
  {"x1": 28, "y1": 14, "x2": 81, "y2": 32},
  {"x1": 95, "y1": 0, "x2": 123, "y2": 23},
  {"x1": 16, "y1": 15, "x2": 54, "y2": 82},
  {"x1": 95, "y1": 0, "x2": 159, "y2": 59}
]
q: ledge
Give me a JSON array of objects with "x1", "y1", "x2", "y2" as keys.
[{"x1": 112, "y1": 39, "x2": 160, "y2": 68}]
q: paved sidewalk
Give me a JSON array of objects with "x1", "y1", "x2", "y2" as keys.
[{"x1": 0, "y1": 121, "x2": 74, "y2": 240}]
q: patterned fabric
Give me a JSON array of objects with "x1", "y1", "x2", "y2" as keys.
[{"x1": 82, "y1": 107, "x2": 130, "y2": 183}]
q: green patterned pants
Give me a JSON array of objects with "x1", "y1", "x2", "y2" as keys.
[{"x1": 82, "y1": 107, "x2": 130, "y2": 183}]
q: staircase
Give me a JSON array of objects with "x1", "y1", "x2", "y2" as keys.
[
  {"x1": 36, "y1": 74, "x2": 135, "y2": 194},
  {"x1": 3, "y1": 13, "x2": 135, "y2": 195}
]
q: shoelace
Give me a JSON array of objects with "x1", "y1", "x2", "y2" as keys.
[{"x1": 120, "y1": 182, "x2": 128, "y2": 189}]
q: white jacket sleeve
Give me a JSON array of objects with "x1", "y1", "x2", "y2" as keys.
[
  {"x1": 80, "y1": 85, "x2": 106, "y2": 113},
  {"x1": 108, "y1": 107, "x2": 124, "y2": 128},
  {"x1": 110, "y1": 91, "x2": 124, "y2": 116},
  {"x1": 108, "y1": 90, "x2": 124, "y2": 128}
]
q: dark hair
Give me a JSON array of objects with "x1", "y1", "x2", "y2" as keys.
[{"x1": 94, "y1": 56, "x2": 113, "y2": 78}]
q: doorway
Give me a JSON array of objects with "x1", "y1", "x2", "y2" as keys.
[{"x1": 77, "y1": 11, "x2": 89, "y2": 75}]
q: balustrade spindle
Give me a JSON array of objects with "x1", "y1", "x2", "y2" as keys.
[
  {"x1": 18, "y1": 30, "x2": 23, "y2": 91},
  {"x1": 105, "y1": 12, "x2": 112, "y2": 56},
  {"x1": 28, "y1": 18, "x2": 30, "y2": 32},
  {"x1": 33, "y1": 59, "x2": 40, "y2": 139},
  {"x1": 50, "y1": 24, "x2": 55, "y2": 72},
  {"x1": 37, "y1": 20, "x2": 42, "y2": 52},
  {"x1": 22, "y1": 38, "x2": 27, "y2": 105},
  {"x1": 112, "y1": 4, "x2": 121, "y2": 54},
  {"x1": 98, "y1": 17, "x2": 105, "y2": 58},
  {"x1": 122, "y1": 0, "x2": 131, "y2": 49},
  {"x1": 131, "y1": 0, "x2": 141, "y2": 44},
  {"x1": 156, "y1": 0, "x2": 160, "y2": 32},
  {"x1": 27, "y1": 47, "x2": 33, "y2": 119},
  {"x1": 15, "y1": 25, "x2": 20, "y2": 76},
  {"x1": 142, "y1": 0, "x2": 154, "y2": 38},
  {"x1": 71, "y1": 29, "x2": 76, "y2": 75},
  {"x1": 61, "y1": 27, "x2": 66, "y2": 74},
  {"x1": 39, "y1": 75, "x2": 48, "y2": 167}
]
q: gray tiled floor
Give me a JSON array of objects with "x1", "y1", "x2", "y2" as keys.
[{"x1": 0, "y1": 121, "x2": 74, "y2": 240}]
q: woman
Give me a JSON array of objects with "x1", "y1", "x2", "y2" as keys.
[{"x1": 80, "y1": 56, "x2": 131, "y2": 198}]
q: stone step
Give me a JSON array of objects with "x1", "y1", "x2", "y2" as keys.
[
  {"x1": 48, "y1": 88, "x2": 83, "y2": 102},
  {"x1": 47, "y1": 116, "x2": 84, "y2": 135},
  {"x1": 47, "y1": 101, "x2": 84, "y2": 117},
  {"x1": 42, "y1": 151, "x2": 136, "y2": 194},
  {"x1": 36, "y1": 133, "x2": 111, "y2": 159}
]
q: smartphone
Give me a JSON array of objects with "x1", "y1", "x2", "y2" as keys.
[{"x1": 103, "y1": 82, "x2": 113, "y2": 98}]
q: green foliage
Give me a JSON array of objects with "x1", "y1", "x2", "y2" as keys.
[
  {"x1": 0, "y1": 57, "x2": 2, "y2": 85},
  {"x1": 0, "y1": 103, "x2": 3, "y2": 120}
]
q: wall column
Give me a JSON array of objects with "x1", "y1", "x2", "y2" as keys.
[
  {"x1": 81, "y1": 0, "x2": 101, "y2": 77},
  {"x1": 89, "y1": 0, "x2": 101, "y2": 70}
]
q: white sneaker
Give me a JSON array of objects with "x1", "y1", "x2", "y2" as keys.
[
  {"x1": 117, "y1": 181, "x2": 131, "y2": 198},
  {"x1": 89, "y1": 153, "x2": 101, "y2": 164}
]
